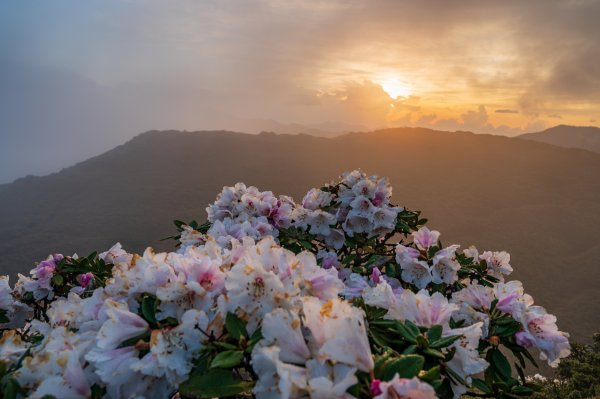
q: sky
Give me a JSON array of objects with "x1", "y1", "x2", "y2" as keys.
[{"x1": 1, "y1": 0, "x2": 599, "y2": 182}]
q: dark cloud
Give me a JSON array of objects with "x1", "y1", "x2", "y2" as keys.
[{"x1": 495, "y1": 109, "x2": 519, "y2": 114}]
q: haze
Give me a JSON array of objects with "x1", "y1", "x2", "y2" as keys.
[{"x1": 1, "y1": 0, "x2": 600, "y2": 183}]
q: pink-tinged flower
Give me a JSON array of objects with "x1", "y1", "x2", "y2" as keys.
[
  {"x1": 302, "y1": 188, "x2": 333, "y2": 210},
  {"x1": 317, "y1": 250, "x2": 341, "y2": 270},
  {"x1": 515, "y1": 331, "x2": 536, "y2": 347},
  {"x1": 33, "y1": 259, "x2": 56, "y2": 290},
  {"x1": 351, "y1": 178, "x2": 377, "y2": 198},
  {"x1": 372, "y1": 207, "x2": 399, "y2": 234},
  {"x1": 272, "y1": 195, "x2": 295, "y2": 228},
  {"x1": 431, "y1": 245, "x2": 461, "y2": 285},
  {"x1": 374, "y1": 375, "x2": 437, "y2": 399},
  {"x1": 480, "y1": 251, "x2": 513, "y2": 279},
  {"x1": 100, "y1": 242, "x2": 133, "y2": 266},
  {"x1": 251, "y1": 345, "x2": 308, "y2": 399},
  {"x1": 341, "y1": 273, "x2": 370, "y2": 299},
  {"x1": 78, "y1": 272, "x2": 94, "y2": 288},
  {"x1": 294, "y1": 252, "x2": 344, "y2": 301},
  {"x1": 96, "y1": 300, "x2": 149, "y2": 350},
  {"x1": 324, "y1": 228, "x2": 345, "y2": 250},
  {"x1": 304, "y1": 298, "x2": 374, "y2": 372},
  {"x1": 398, "y1": 258, "x2": 432, "y2": 289},
  {"x1": 412, "y1": 227, "x2": 440, "y2": 251},
  {"x1": 394, "y1": 290, "x2": 458, "y2": 328},
  {"x1": 362, "y1": 280, "x2": 401, "y2": 313},
  {"x1": 86, "y1": 346, "x2": 137, "y2": 390},
  {"x1": 179, "y1": 225, "x2": 206, "y2": 248},
  {"x1": 494, "y1": 281, "x2": 533, "y2": 318},
  {"x1": 517, "y1": 306, "x2": 570, "y2": 367},
  {"x1": 443, "y1": 322, "x2": 489, "y2": 397},
  {"x1": 262, "y1": 309, "x2": 311, "y2": 364},
  {"x1": 371, "y1": 267, "x2": 383, "y2": 284},
  {"x1": 395, "y1": 243, "x2": 420, "y2": 263},
  {"x1": 225, "y1": 252, "x2": 294, "y2": 333},
  {"x1": 349, "y1": 195, "x2": 376, "y2": 218},
  {"x1": 307, "y1": 210, "x2": 337, "y2": 236},
  {"x1": 306, "y1": 360, "x2": 358, "y2": 399},
  {"x1": 452, "y1": 284, "x2": 495, "y2": 310}
]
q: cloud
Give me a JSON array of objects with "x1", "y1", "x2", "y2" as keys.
[{"x1": 0, "y1": 0, "x2": 599, "y2": 180}]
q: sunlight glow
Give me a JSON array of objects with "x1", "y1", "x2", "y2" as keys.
[{"x1": 378, "y1": 77, "x2": 412, "y2": 98}]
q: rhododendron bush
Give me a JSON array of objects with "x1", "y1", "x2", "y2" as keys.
[{"x1": 0, "y1": 170, "x2": 570, "y2": 399}]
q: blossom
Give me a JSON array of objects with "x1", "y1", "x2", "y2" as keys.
[
  {"x1": 397, "y1": 255, "x2": 432, "y2": 289},
  {"x1": 374, "y1": 375, "x2": 437, "y2": 399},
  {"x1": 412, "y1": 227, "x2": 440, "y2": 251},
  {"x1": 307, "y1": 210, "x2": 337, "y2": 236},
  {"x1": 443, "y1": 322, "x2": 489, "y2": 398},
  {"x1": 302, "y1": 188, "x2": 333, "y2": 210},
  {"x1": 96, "y1": 299, "x2": 149, "y2": 350},
  {"x1": 452, "y1": 283, "x2": 495, "y2": 311},
  {"x1": 431, "y1": 245, "x2": 461, "y2": 285},
  {"x1": 516, "y1": 306, "x2": 571, "y2": 367},
  {"x1": 480, "y1": 250, "x2": 513, "y2": 279},
  {"x1": 262, "y1": 309, "x2": 311, "y2": 364},
  {"x1": 225, "y1": 248, "x2": 295, "y2": 332},
  {"x1": 134, "y1": 309, "x2": 208, "y2": 385},
  {"x1": 494, "y1": 280, "x2": 533, "y2": 318},
  {"x1": 393, "y1": 289, "x2": 458, "y2": 328},
  {"x1": 252, "y1": 345, "x2": 308, "y2": 399},
  {"x1": 303, "y1": 297, "x2": 374, "y2": 372},
  {"x1": 306, "y1": 359, "x2": 358, "y2": 399}
]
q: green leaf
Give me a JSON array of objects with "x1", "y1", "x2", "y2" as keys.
[
  {"x1": 495, "y1": 323, "x2": 522, "y2": 337},
  {"x1": 404, "y1": 320, "x2": 421, "y2": 337},
  {"x1": 179, "y1": 369, "x2": 252, "y2": 398},
  {"x1": 427, "y1": 325, "x2": 443, "y2": 342},
  {"x1": 225, "y1": 313, "x2": 248, "y2": 340},
  {"x1": 210, "y1": 350, "x2": 244, "y2": 369},
  {"x1": 423, "y1": 348, "x2": 445, "y2": 359},
  {"x1": 472, "y1": 378, "x2": 493, "y2": 394},
  {"x1": 491, "y1": 349, "x2": 512, "y2": 379},
  {"x1": 51, "y1": 274, "x2": 64, "y2": 286},
  {"x1": 418, "y1": 366, "x2": 441, "y2": 383},
  {"x1": 140, "y1": 295, "x2": 158, "y2": 325},
  {"x1": 3, "y1": 378, "x2": 22, "y2": 399},
  {"x1": 511, "y1": 385, "x2": 534, "y2": 395},
  {"x1": 381, "y1": 355, "x2": 425, "y2": 380},
  {"x1": 430, "y1": 334, "x2": 461, "y2": 349}
]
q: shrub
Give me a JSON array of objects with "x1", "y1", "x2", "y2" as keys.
[{"x1": 0, "y1": 170, "x2": 571, "y2": 398}]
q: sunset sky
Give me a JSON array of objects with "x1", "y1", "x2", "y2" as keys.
[{"x1": 1, "y1": 0, "x2": 599, "y2": 181}]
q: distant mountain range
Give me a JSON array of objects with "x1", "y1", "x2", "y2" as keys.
[
  {"x1": 0, "y1": 127, "x2": 599, "y2": 342},
  {"x1": 519, "y1": 125, "x2": 600, "y2": 153}
]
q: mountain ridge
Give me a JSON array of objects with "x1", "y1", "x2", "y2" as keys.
[
  {"x1": 0, "y1": 128, "x2": 598, "y2": 341},
  {"x1": 519, "y1": 124, "x2": 600, "y2": 153}
]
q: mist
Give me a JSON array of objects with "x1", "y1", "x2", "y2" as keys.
[{"x1": 1, "y1": 0, "x2": 599, "y2": 182}]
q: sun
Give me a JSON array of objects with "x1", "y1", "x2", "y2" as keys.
[{"x1": 378, "y1": 77, "x2": 412, "y2": 99}]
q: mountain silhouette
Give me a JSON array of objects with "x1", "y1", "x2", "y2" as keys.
[
  {"x1": 519, "y1": 124, "x2": 600, "y2": 153},
  {"x1": 0, "y1": 127, "x2": 598, "y2": 341}
]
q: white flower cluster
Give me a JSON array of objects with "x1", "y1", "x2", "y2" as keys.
[
  {"x1": 0, "y1": 171, "x2": 572, "y2": 399},
  {"x1": 293, "y1": 171, "x2": 401, "y2": 248},
  {"x1": 202, "y1": 183, "x2": 294, "y2": 248}
]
